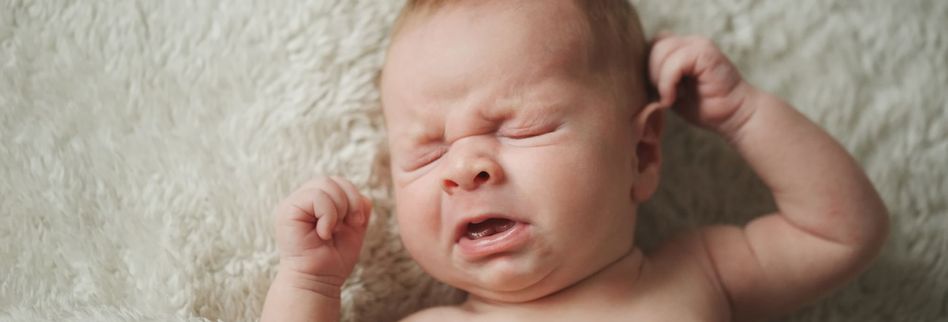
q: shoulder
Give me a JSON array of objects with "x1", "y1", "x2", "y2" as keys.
[
  {"x1": 399, "y1": 305, "x2": 469, "y2": 322},
  {"x1": 643, "y1": 229, "x2": 732, "y2": 318},
  {"x1": 648, "y1": 228, "x2": 720, "y2": 280}
]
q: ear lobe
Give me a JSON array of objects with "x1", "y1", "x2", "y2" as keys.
[{"x1": 631, "y1": 102, "x2": 665, "y2": 202}]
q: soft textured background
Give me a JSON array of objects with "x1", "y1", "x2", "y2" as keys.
[{"x1": 1, "y1": 0, "x2": 945, "y2": 321}]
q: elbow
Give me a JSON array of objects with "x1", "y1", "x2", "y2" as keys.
[
  {"x1": 821, "y1": 193, "x2": 890, "y2": 271},
  {"x1": 863, "y1": 204, "x2": 890, "y2": 261},
  {"x1": 818, "y1": 204, "x2": 890, "y2": 288},
  {"x1": 858, "y1": 178, "x2": 891, "y2": 262},
  {"x1": 843, "y1": 200, "x2": 890, "y2": 271}
]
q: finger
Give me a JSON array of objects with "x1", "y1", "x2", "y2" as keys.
[
  {"x1": 360, "y1": 196, "x2": 373, "y2": 227},
  {"x1": 684, "y1": 37, "x2": 722, "y2": 78},
  {"x1": 657, "y1": 46, "x2": 700, "y2": 108},
  {"x1": 319, "y1": 178, "x2": 351, "y2": 229},
  {"x1": 300, "y1": 178, "x2": 347, "y2": 211},
  {"x1": 331, "y1": 177, "x2": 367, "y2": 226},
  {"x1": 313, "y1": 190, "x2": 339, "y2": 240},
  {"x1": 648, "y1": 36, "x2": 687, "y2": 92},
  {"x1": 279, "y1": 185, "x2": 324, "y2": 222}
]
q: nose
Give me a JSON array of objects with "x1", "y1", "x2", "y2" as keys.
[{"x1": 441, "y1": 150, "x2": 504, "y2": 194}]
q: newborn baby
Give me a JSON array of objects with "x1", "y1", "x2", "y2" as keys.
[{"x1": 262, "y1": 0, "x2": 889, "y2": 321}]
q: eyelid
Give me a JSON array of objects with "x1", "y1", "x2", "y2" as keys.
[
  {"x1": 500, "y1": 122, "x2": 561, "y2": 139},
  {"x1": 411, "y1": 145, "x2": 448, "y2": 169}
]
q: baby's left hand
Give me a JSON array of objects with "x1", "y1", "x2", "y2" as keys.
[{"x1": 649, "y1": 33, "x2": 756, "y2": 139}]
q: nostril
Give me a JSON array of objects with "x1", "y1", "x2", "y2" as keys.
[
  {"x1": 444, "y1": 179, "x2": 459, "y2": 189},
  {"x1": 474, "y1": 171, "x2": 490, "y2": 184}
]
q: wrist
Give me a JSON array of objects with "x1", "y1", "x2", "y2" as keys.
[
  {"x1": 276, "y1": 264, "x2": 346, "y2": 300},
  {"x1": 262, "y1": 266, "x2": 344, "y2": 322},
  {"x1": 719, "y1": 81, "x2": 764, "y2": 143}
]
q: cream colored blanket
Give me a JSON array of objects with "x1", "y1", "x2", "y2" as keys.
[{"x1": 1, "y1": 0, "x2": 946, "y2": 321}]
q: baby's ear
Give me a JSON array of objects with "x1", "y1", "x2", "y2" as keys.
[{"x1": 631, "y1": 102, "x2": 664, "y2": 202}]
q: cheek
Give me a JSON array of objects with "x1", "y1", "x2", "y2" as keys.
[
  {"x1": 505, "y1": 141, "x2": 633, "y2": 222},
  {"x1": 394, "y1": 182, "x2": 443, "y2": 247},
  {"x1": 526, "y1": 137, "x2": 630, "y2": 182}
]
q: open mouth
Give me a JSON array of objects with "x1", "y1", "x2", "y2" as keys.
[
  {"x1": 465, "y1": 218, "x2": 516, "y2": 240},
  {"x1": 455, "y1": 216, "x2": 530, "y2": 260}
]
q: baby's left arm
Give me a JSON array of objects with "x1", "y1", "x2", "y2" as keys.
[{"x1": 649, "y1": 34, "x2": 889, "y2": 322}]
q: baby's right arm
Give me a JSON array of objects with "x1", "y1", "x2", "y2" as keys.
[
  {"x1": 261, "y1": 177, "x2": 372, "y2": 322},
  {"x1": 648, "y1": 35, "x2": 889, "y2": 321}
]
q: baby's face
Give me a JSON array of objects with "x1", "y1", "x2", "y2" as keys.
[{"x1": 381, "y1": 0, "x2": 649, "y2": 302}]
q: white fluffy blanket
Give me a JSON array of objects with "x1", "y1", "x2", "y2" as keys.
[{"x1": 1, "y1": 0, "x2": 945, "y2": 321}]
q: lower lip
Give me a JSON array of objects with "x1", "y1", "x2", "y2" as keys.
[{"x1": 456, "y1": 222, "x2": 530, "y2": 261}]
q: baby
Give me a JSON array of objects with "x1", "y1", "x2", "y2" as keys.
[{"x1": 262, "y1": 0, "x2": 890, "y2": 321}]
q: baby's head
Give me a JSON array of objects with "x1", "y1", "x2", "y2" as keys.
[{"x1": 379, "y1": 0, "x2": 663, "y2": 302}]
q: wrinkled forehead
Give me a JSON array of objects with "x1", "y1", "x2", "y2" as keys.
[
  {"x1": 379, "y1": 0, "x2": 600, "y2": 104},
  {"x1": 389, "y1": 0, "x2": 595, "y2": 60}
]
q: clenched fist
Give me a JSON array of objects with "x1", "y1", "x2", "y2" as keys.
[
  {"x1": 273, "y1": 176, "x2": 373, "y2": 288},
  {"x1": 649, "y1": 33, "x2": 758, "y2": 139}
]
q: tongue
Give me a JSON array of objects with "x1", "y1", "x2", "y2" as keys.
[{"x1": 466, "y1": 218, "x2": 515, "y2": 240}]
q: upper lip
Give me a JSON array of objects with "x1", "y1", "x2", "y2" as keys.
[{"x1": 452, "y1": 213, "x2": 523, "y2": 243}]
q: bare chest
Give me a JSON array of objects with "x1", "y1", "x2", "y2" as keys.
[{"x1": 518, "y1": 287, "x2": 727, "y2": 322}]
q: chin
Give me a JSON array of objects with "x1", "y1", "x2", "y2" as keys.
[{"x1": 447, "y1": 255, "x2": 561, "y2": 302}]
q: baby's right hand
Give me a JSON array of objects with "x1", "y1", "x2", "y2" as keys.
[{"x1": 273, "y1": 176, "x2": 372, "y2": 288}]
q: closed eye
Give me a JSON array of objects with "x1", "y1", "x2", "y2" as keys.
[
  {"x1": 500, "y1": 123, "x2": 561, "y2": 140},
  {"x1": 412, "y1": 145, "x2": 448, "y2": 169}
]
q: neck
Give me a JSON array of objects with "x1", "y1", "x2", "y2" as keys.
[{"x1": 462, "y1": 247, "x2": 647, "y2": 314}]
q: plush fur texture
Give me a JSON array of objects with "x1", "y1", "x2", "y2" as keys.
[{"x1": 1, "y1": 0, "x2": 946, "y2": 321}]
